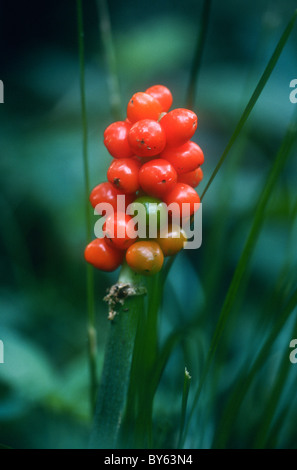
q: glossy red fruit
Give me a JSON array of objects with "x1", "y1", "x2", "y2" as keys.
[
  {"x1": 128, "y1": 119, "x2": 166, "y2": 157},
  {"x1": 178, "y1": 167, "x2": 203, "y2": 188},
  {"x1": 145, "y1": 85, "x2": 173, "y2": 112},
  {"x1": 163, "y1": 183, "x2": 200, "y2": 220},
  {"x1": 160, "y1": 141, "x2": 204, "y2": 174},
  {"x1": 103, "y1": 121, "x2": 134, "y2": 159},
  {"x1": 84, "y1": 238, "x2": 124, "y2": 272},
  {"x1": 139, "y1": 158, "x2": 177, "y2": 198},
  {"x1": 103, "y1": 212, "x2": 136, "y2": 250},
  {"x1": 107, "y1": 158, "x2": 141, "y2": 194},
  {"x1": 160, "y1": 108, "x2": 198, "y2": 147},
  {"x1": 89, "y1": 182, "x2": 135, "y2": 211},
  {"x1": 127, "y1": 92, "x2": 163, "y2": 123}
]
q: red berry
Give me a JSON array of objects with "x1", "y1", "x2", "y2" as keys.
[
  {"x1": 128, "y1": 119, "x2": 166, "y2": 157},
  {"x1": 107, "y1": 158, "x2": 141, "y2": 194},
  {"x1": 89, "y1": 182, "x2": 135, "y2": 211},
  {"x1": 145, "y1": 85, "x2": 173, "y2": 112},
  {"x1": 178, "y1": 167, "x2": 203, "y2": 188},
  {"x1": 103, "y1": 121, "x2": 134, "y2": 159},
  {"x1": 103, "y1": 212, "x2": 136, "y2": 250},
  {"x1": 127, "y1": 92, "x2": 163, "y2": 123},
  {"x1": 160, "y1": 108, "x2": 198, "y2": 147},
  {"x1": 163, "y1": 183, "x2": 200, "y2": 220},
  {"x1": 84, "y1": 238, "x2": 124, "y2": 272},
  {"x1": 160, "y1": 141, "x2": 204, "y2": 174},
  {"x1": 139, "y1": 158, "x2": 177, "y2": 198}
]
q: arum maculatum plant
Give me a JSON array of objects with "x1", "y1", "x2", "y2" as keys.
[
  {"x1": 77, "y1": 0, "x2": 297, "y2": 450},
  {"x1": 85, "y1": 85, "x2": 204, "y2": 448}
]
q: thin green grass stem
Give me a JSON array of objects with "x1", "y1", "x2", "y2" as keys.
[
  {"x1": 182, "y1": 114, "x2": 297, "y2": 447},
  {"x1": 96, "y1": 0, "x2": 122, "y2": 120},
  {"x1": 186, "y1": 0, "x2": 212, "y2": 109},
  {"x1": 178, "y1": 367, "x2": 192, "y2": 448},
  {"x1": 76, "y1": 0, "x2": 97, "y2": 414},
  {"x1": 212, "y1": 285, "x2": 297, "y2": 448},
  {"x1": 253, "y1": 303, "x2": 297, "y2": 448},
  {"x1": 201, "y1": 9, "x2": 297, "y2": 201}
]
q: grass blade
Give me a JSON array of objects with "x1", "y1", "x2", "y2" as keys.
[
  {"x1": 183, "y1": 113, "x2": 297, "y2": 446},
  {"x1": 201, "y1": 9, "x2": 297, "y2": 201},
  {"x1": 0, "y1": 443, "x2": 12, "y2": 449},
  {"x1": 253, "y1": 307, "x2": 297, "y2": 448},
  {"x1": 206, "y1": 116, "x2": 297, "y2": 370},
  {"x1": 96, "y1": 0, "x2": 122, "y2": 120},
  {"x1": 186, "y1": 0, "x2": 212, "y2": 109},
  {"x1": 178, "y1": 367, "x2": 192, "y2": 448},
  {"x1": 212, "y1": 285, "x2": 297, "y2": 448},
  {"x1": 76, "y1": 0, "x2": 97, "y2": 414}
]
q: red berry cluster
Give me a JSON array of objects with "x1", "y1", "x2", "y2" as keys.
[{"x1": 84, "y1": 85, "x2": 204, "y2": 275}]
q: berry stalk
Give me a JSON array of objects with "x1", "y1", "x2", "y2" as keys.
[{"x1": 88, "y1": 263, "x2": 147, "y2": 449}]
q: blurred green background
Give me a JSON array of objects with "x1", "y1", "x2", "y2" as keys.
[{"x1": 0, "y1": 0, "x2": 297, "y2": 449}]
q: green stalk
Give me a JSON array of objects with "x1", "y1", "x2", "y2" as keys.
[
  {"x1": 96, "y1": 0, "x2": 122, "y2": 121},
  {"x1": 88, "y1": 264, "x2": 147, "y2": 449},
  {"x1": 120, "y1": 272, "x2": 164, "y2": 449},
  {"x1": 186, "y1": 0, "x2": 212, "y2": 109},
  {"x1": 134, "y1": 273, "x2": 163, "y2": 448},
  {"x1": 76, "y1": 0, "x2": 97, "y2": 414}
]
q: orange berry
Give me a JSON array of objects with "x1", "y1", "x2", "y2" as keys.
[
  {"x1": 126, "y1": 241, "x2": 164, "y2": 275},
  {"x1": 157, "y1": 224, "x2": 188, "y2": 256}
]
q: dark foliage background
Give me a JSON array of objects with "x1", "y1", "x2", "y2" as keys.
[{"x1": 0, "y1": 0, "x2": 296, "y2": 449}]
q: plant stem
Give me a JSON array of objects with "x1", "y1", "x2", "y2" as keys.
[
  {"x1": 96, "y1": 0, "x2": 122, "y2": 121},
  {"x1": 88, "y1": 264, "x2": 147, "y2": 449},
  {"x1": 76, "y1": 0, "x2": 97, "y2": 413},
  {"x1": 134, "y1": 273, "x2": 163, "y2": 448},
  {"x1": 186, "y1": 0, "x2": 212, "y2": 109}
]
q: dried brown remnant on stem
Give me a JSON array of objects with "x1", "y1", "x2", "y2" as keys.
[{"x1": 104, "y1": 282, "x2": 147, "y2": 320}]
